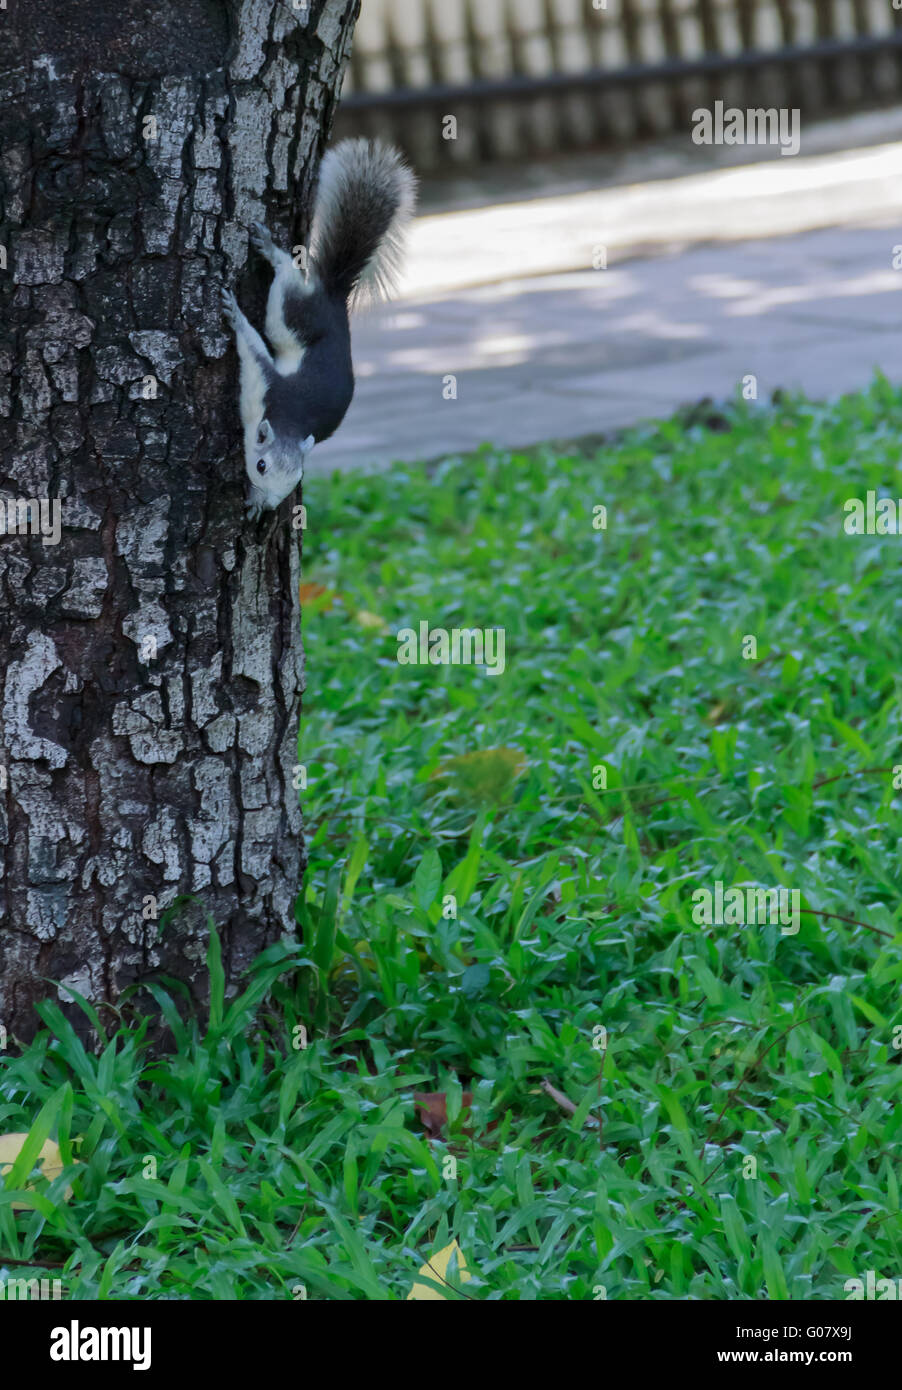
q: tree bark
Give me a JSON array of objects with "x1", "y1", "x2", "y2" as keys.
[{"x1": 0, "y1": 0, "x2": 359, "y2": 1044}]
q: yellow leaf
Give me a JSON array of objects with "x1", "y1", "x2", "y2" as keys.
[
  {"x1": 432, "y1": 747, "x2": 527, "y2": 806},
  {"x1": 354, "y1": 609, "x2": 386, "y2": 631},
  {"x1": 0, "y1": 1133, "x2": 73, "y2": 1207},
  {"x1": 407, "y1": 1239, "x2": 472, "y2": 1300}
]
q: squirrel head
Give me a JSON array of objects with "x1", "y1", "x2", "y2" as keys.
[{"x1": 245, "y1": 418, "x2": 314, "y2": 513}]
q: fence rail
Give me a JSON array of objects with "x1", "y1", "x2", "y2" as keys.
[{"x1": 334, "y1": 0, "x2": 902, "y2": 169}]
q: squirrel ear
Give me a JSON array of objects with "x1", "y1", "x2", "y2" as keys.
[
  {"x1": 301, "y1": 434, "x2": 315, "y2": 452},
  {"x1": 256, "y1": 419, "x2": 274, "y2": 447}
]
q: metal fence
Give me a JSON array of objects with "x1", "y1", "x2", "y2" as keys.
[{"x1": 333, "y1": 0, "x2": 902, "y2": 168}]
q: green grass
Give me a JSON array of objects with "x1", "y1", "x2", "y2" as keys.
[{"x1": 3, "y1": 379, "x2": 902, "y2": 1299}]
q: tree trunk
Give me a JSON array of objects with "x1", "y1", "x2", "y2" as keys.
[{"x1": 0, "y1": 0, "x2": 359, "y2": 1044}]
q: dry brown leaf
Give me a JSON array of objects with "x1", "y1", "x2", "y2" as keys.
[
  {"x1": 298, "y1": 582, "x2": 340, "y2": 610},
  {"x1": 414, "y1": 1090, "x2": 475, "y2": 1139}
]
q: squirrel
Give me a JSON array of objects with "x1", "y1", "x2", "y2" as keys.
[{"x1": 220, "y1": 138, "x2": 416, "y2": 519}]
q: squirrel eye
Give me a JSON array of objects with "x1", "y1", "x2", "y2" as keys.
[{"x1": 256, "y1": 460, "x2": 267, "y2": 475}]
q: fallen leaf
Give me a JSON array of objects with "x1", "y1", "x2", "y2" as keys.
[
  {"x1": 414, "y1": 1091, "x2": 473, "y2": 1138},
  {"x1": 298, "y1": 582, "x2": 340, "y2": 610},
  {"x1": 354, "y1": 609, "x2": 387, "y2": 631},
  {"x1": 414, "y1": 1090, "x2": 499, "y2": 1141},
  {"x1": 431, "y1": 747, "x2": 527, "y2": 806},
  {"x1": 407, "y1": 1240, "x2": 472, "y2": 1300},
  {"x1": 0, "y1": 1133, "x2": 73, "y2": 1207}
]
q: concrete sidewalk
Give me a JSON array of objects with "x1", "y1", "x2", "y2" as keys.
[{"x1": 308, "y1": 127, "x2": 902, "y2": 476}]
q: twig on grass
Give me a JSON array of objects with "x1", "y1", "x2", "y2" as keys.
[
  {"x1": 540, "y1": 1077, "x2": 578, "y2": 1116},
  {"x1": 697, "y1": 1014, "x2": 820, "y2": 1171},
  {"x1": 540, "y1": 1076, "x2": 603, "y2": 1137}
]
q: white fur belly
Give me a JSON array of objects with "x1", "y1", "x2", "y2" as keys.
[
  {"x1": 239, "y1": 349, "x2": 269, "y2": 434},
  {"x1": 266, "y1": 262, "x2": 315, "y2": 362}
]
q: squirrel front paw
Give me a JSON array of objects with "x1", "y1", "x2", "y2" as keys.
[
  {"x1": 245, "y1": 487, "x2": 266, "y2": 522},
  {"x1": 248, "y1": 221, "x2": 274, "y2": 257},
  {"x1": 220, "y1": 286, "x2": 239, "y2": 326}
]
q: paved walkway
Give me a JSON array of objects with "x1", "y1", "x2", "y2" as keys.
[{"x1": 308, "y1": 121, "x2": 902, "y2": 475}]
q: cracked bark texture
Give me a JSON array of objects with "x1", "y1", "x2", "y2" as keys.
[{"x1": 0, "y1": 0, "x2": 360, "y2": 1044}]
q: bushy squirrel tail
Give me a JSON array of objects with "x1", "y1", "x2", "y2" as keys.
[{"x1": 310, "y1": 138, "x2": 416, "y2": 307}]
